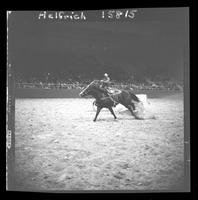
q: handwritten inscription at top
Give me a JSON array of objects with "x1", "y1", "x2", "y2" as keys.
[
  {"x1": 38, "y1": 11, "x2": 86, "y2": 20},
  {"x1": 101, "y1": 10, "x2": 138, "y2": 19},
  {"x1": 38, "y1": 10, "x2": 138, "y2": 21}
]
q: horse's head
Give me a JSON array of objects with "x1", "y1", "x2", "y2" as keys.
[{"x1": 79, "y1": 80, "x2": 101, "y2": 97}]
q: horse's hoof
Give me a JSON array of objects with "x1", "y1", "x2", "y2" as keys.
[
  {"x1": 93, "y1": 120, "x2": 96, "y2": 122},
  {"x1": 135, "y1": 117, "x2": 143, "y2": 120}
]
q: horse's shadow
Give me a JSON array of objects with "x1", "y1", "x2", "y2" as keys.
[
  {"x1": 116, "y1": 117, "x2": 137, "y2": 121},
  {"x1": 88, "y1": 109, "x2": 140, "y2": 121},
  {"x1": 94, "y1": 117, "x2": 137, "y2": 122},
  {"x1": 117, "y1": 110, "x2": 132, "y2": 115},
  {"x1": 95, "y1": 118, "x2": 119, "y2": 122}
]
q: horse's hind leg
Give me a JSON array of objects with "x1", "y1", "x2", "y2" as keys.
[
  {"x1": 93, "y1": 100, "x2": 96, "y2": 111},
  {"x1": 93, "y1": 106, "x2": 102, "y2": 122},
  {"x1": 130, "y1": 102, "x2": 136, "y2": 111},
  {"x1": 126, "y1": 105, "x2": 135, "y2": 116},
  {"x1": 125, "y1": 105, "x2": 140, "y2": 119},
  {"x1": 108, "y1": 107, "x2": 117, "y2": 119}
]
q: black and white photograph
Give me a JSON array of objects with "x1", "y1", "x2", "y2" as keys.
[{"x1": 6, "y1": 8, "x2": 190, "y2": 192}]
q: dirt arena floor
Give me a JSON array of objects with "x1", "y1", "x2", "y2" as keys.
[{"x1": 14, "y1": 93, "x2": 184, "y2": 191}]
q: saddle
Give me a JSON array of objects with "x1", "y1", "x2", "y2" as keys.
[{"x1": 106, "y1": 87, "x2": 121, "y2": 95}]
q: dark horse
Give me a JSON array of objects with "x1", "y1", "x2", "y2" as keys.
[{"x1": 79, "y1": 80, "x2": 142, "y2": 121}]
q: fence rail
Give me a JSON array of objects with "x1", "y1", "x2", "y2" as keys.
[
  {"x1": 15, "y1": 83, "x2": 131, "y2": 89},
  {"x1": 15, "y1": 83, "x2": 82, "y2": 89},
  {"x1": 15, "y1": 82, "x2": 183, "y2": 91}
]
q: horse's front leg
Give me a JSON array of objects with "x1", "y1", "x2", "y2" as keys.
[
  {"x1": 93, "y1": 106, "x2": 102, "y2": 122},
  {"x1": 108, "y1": 107, "x2": 117, "y2": 119}
]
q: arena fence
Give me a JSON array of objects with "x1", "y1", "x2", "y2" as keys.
[{"x1": 15, "y1": 82, "x2": 182, "y2": 91}]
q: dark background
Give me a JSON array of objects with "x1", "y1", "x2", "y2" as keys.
[{"x1": 8, "y1": 8, "x2": 189, "y2": 82}]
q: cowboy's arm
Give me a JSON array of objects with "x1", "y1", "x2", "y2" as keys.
[{"x1": 102, "y1": 77, "x2": 110, "y2": 83}]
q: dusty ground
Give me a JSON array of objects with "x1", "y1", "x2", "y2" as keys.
[{"x1": 14, "y1": 93, "x2": 184, "y2": 191}]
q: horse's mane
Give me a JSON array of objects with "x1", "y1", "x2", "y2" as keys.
[{"x1": 86, "y1": 80, "x2": 108, "y2": 95}]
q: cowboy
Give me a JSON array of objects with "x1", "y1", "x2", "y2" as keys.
[
  {"x1": 100, "y1": 73, "x2": 110, "y2": 89},
  {"x1": 100, "y1": 73, "x2": 118, "y2": 107}
]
